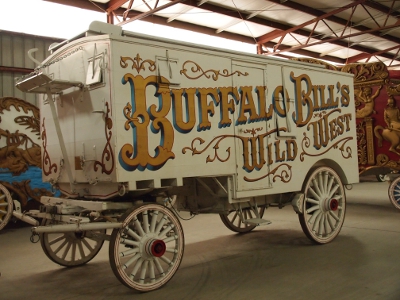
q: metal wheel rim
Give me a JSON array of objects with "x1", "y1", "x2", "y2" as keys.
[
  {"x1": 388, "y1": 176, "x2": 400, "y2": 210},
  {"x1": 109, "y1": 203, "x2": 184, "y2": 292},
  {"x1": 299, "y1": 167, "x2": 346, "y2": 244},
  {"x1": 0, "y1": 184, "x2": 13, "y2": 231},
  {"x1": 40, "y1": 220, "x2": 105, "y2": 267},
  {"x1": 220, "y1": 206, "x2": 265, "y2": 233}
]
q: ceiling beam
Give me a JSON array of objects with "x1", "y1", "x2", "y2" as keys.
[
  {"x1": 264, "y1": 20, "x2": 400, "y2": 57},
  {"x1": 256, "y1": 0, "x2": 367, "y2": 44},
  {"x1": 43, "y1": 0, "x2": 107, "y2": 12},
  {"x1": 42, "y1": 0, "x2": 400, "y2": 65},
  {"x1": 192, "y1": 1, "x2": 400, "y2": 63},
  {"x1": 347, "y1": 44, "x2": 400, "y2": 63},
  {"x1": 106, "y1": 0, "x2": 128, "y2": 13},
  {"x1": 273, "y1": 0, "x2": 400, "y2": 45},
  {"x1": 359, "y1": 0, "x2": 400, "y2": 18},
  {"x1": 117, "y1": 0, "x2": 186, "y2": 26}
]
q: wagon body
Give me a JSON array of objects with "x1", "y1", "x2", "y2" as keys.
[
  {"x1": 14, "y1": 21, "x2": 359, "y2": 291},
  {"x1": 18, "y1": 22, "x2": 358, "y2": 201}
]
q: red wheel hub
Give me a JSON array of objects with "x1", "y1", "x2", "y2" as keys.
[
  {"x1": 147, "y1": 239, "x2": 166, "y2": 257},
  {"x1": 329, "y1": 198, "x2": 339, "y2": 211}
]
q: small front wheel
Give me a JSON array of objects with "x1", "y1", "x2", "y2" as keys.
[
  {"x1": 298, "y1": 167, "x2": 346, "y2": 244},
  {"x1": 388, "y1": 176, "x2": 400, "y2": 210},
  {"x1": 40, "y1": 220, "x2": 105, "y2": 267},
  {"x1": 0, "y1": 184, "x2": 13, "y2": 231},
  {"x1": 109, "y1": 203, "x2": 184, "y2": 292}
]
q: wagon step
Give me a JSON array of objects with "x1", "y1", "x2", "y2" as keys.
[{"x1": 244, "y1": 218, "x2": 271, "y2": 226}]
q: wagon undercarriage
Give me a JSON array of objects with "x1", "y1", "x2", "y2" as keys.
[{"x1": 2, "y1": 165, "x2": 348, "y2": 291}]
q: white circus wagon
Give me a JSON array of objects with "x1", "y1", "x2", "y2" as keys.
[{"x1": 14, "y1": 21, "x2": 359, "y2": 292}]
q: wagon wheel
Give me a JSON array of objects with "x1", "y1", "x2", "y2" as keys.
[
  {"x1": 40, "y1": 220, "x2": 105, "y2": 267},
  {"x1": 298, "y1": 167, "x2": 346, "y2": 244},
  {"x1": 109, "y1": 203, "x2": 184, "y2": 292},
  {"x1": 0, "y1": 184, "x2": 13, "y2": 231},
  {"x1": 219, "y1": 205, "x2": 265, "y2": 233},
  {"x1": 388, "y1": 176, "x2": 400, "y2": 210}
]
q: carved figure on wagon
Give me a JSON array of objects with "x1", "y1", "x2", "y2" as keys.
[{"x1": 375, "y1": 96, "x2": 400, "y2": 155}]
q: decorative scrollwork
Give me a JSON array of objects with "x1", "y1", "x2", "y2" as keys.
[
  {"x1": 180, "y1": 61, "x2": 248, "y2": 81},
  {"x1": 0, "y1": 131, "x2": 40, "y2": 175},
  {"x1": 41, "y1": 118, "x2": 57, "y2": 176},
  {"x1": 341, "y1": 62, "x2": 388, "y2": 86},
  {"x1": 0, "y1": 97, "x2": 41, "y2": 175},
  {"x1": 182, "y1": 135, "x2": 236, "y2": 163},
  {"x1": 0, "y1": 97, "x2": 40, "y2": 137},
  {"x1": 15, "y1": 116, "x2": 40, "y2": 136},
  {"x1": 0, "y1": 180, "x2": 53, "y2": 207},
  {"x1": 244, "y1": 163, "x2": 292, "y2": 183},
  {"x1": 376, "y1": 153, "x2": 390, "y2": 166},
  {"x1": 94, "y1": 102, "x2": 114, "y2": 175},
  {"x1": 314, "y1": 111, "x2": 327, "y2": 118},
  {"x1": 300, "y1": 132, "x2": 353, "y2": 161},
  {"x1": 387, "y1": 82, "x2": 400, "y2": 97},
  {"x1": 356, "y1": 121, "x2": 367, "y2": 165},
  {"x1": 120, "y1": 54, "x2": 156, "y2": 73},
  {"x1": 0, "y1": 97, "x2": 40, "y2": 119},
  {"x1": 243, "y1": 127, "x2": 263, "y2": 137},
  {"x1": 374, "y1": 154, "x2": 400, "y2": 170},
  {"x1": 290, "y1": 58, "x2": 338, "y2": 70}
]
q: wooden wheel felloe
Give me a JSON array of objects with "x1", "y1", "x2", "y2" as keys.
[
  {"x1": 109, "y1": 203, "x2": 184, "y2": 292},
  {"x1": 0, "y1": 184, "x2": 13, "y2": 231},
  {"x1": 298, "y1": 167, "x2": 346, "y2": 244}
]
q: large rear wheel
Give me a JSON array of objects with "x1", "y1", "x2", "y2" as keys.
[{"x1": 298, "y1": 167, "x2": 346, "y2": 244}]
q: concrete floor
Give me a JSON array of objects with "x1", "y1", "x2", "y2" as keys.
[{"x1": 1, "y1": 178, "x2": 400, "y2": 300}]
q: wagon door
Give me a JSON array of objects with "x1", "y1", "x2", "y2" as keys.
[
  {"x1": 232, "y1": 63, "x2": 272, "y2": 194},
  {"x1": 73, "y1": 43, "x2": 114, "y2": 184}
]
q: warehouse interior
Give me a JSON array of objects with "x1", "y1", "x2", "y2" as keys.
[{"x1": 1, "y1": 1, "x2": 400, "y2": 299}]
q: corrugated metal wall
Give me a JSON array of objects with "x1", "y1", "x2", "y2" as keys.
[{"x1": 0, "y1": 30, "x2": 63, "y2": 106}]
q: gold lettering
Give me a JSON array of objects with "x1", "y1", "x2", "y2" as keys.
[
  {"x1": 340, "y1": 85, "x2": 350, "y2": 106},
  {"x1": 171, "y1": 88, "x2": 197, "y2": 133},
  {"x1": 286, "y1": 139, "x2": 297, "y2": 161},
  {"x1": 197, "y1": 87, "x2": 219, "y2": 130},
  {"x1": 274, "y1": 140, "x2": 286, "y2": 162},
  {"x1": 120, "y1": 74, "x2": 175, "y2": 171},
  {"x1": 291, "y1": 72, "x2": 313, "y2": 127},
  {"x1": 240, "y1": 135, "x2": 266, "y2": 171},
  {"x1": 329, "y1": 118, "x2": 337, "y2": 141},
  {"x1": 237, "y1": 86, "x2": 259, "y2": 123},
  {"x1": 218, "y1": 87, "x2": 239, "y2": 127},
  {"x1": 255, "y1": 86, "x2": 273, "y2": 120}
]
